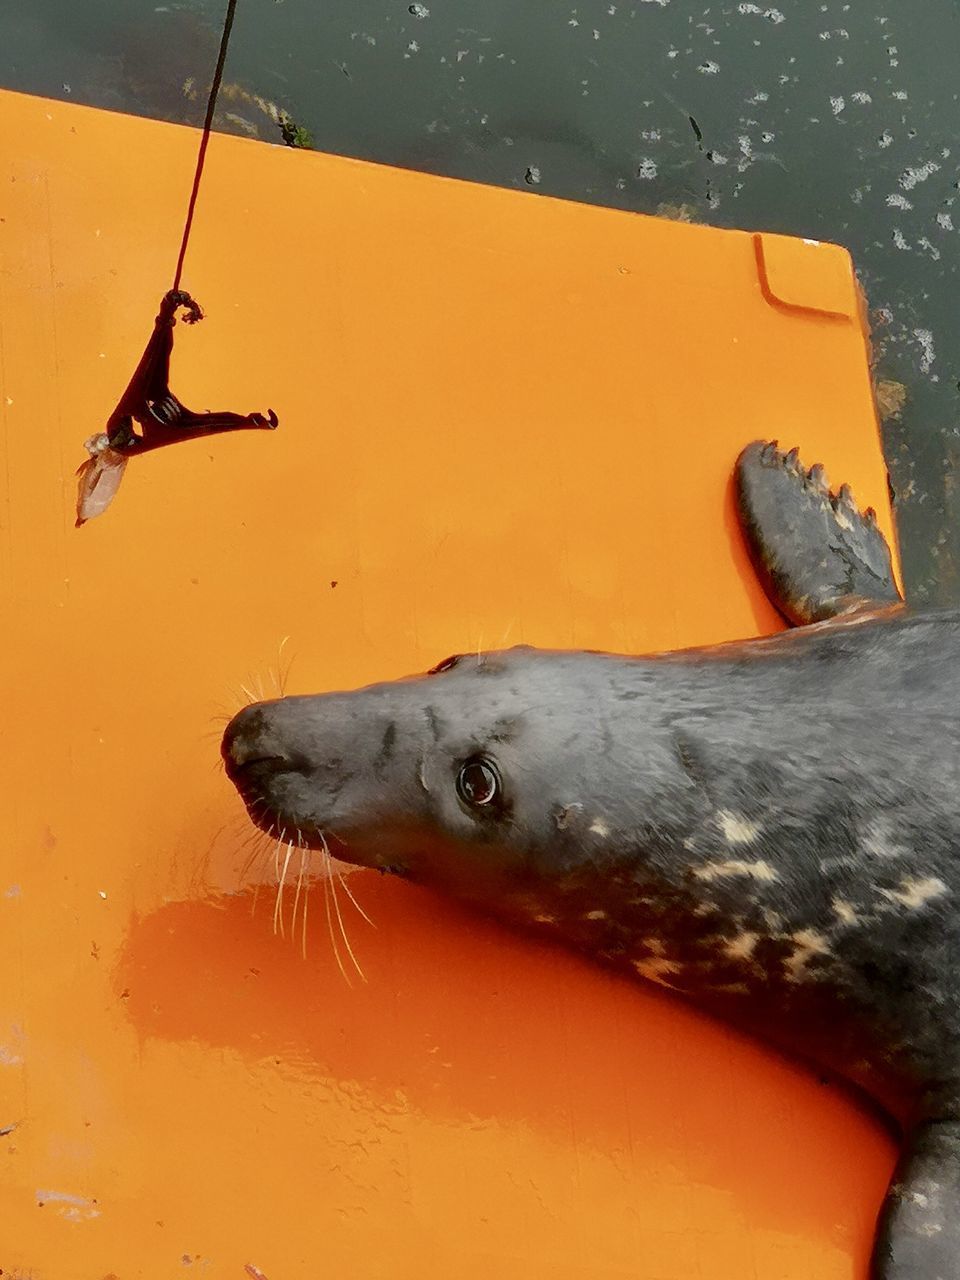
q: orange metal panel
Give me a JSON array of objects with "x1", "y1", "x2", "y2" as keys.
[{"x1": 0, "y1": 88, "x2": 896, "y2": 1279}]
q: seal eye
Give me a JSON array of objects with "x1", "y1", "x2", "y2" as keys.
[
  {"x1": 429, "y1": 654, "x2": 461, "y2": 675},
  {"x1": 456, "y1": 756, "x2": 502, "y2": 809}
]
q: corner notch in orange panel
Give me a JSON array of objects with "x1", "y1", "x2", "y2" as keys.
[{"x1": 754, "y1": 232, "x2": 859, "y2": 321}]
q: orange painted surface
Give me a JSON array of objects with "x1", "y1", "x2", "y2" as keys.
[{"x1": 0, "y1": 88, "x2": 899, "y2": 1279}]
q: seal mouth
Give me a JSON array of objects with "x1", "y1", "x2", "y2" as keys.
[{"x1": 221, "y1": 731, "x2": 297, "y2": 836}]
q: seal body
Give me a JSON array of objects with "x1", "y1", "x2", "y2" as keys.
[{"x1": 223, "y1": 442, "x2": 960, "y2": 1279}]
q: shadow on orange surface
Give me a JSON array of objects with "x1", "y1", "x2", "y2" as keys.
[{"x1": 120, "y1": 872, "x2": 894, "y2": 1256}]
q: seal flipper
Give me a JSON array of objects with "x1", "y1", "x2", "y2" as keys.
[
  {"x1": 735, "y1": 440, "x2": 903, "y2": 626},
  {"x1": 872, "y1": 1120, "x2": 960, "y2": 1279}
]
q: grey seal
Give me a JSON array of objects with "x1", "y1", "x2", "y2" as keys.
[{"x1": 223, "y1": 441, "x2": 960, "y2": 1279}]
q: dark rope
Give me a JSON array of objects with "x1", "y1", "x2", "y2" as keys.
[{"x1": 171, "y1": 0, "x2": 240, "y2": 293}]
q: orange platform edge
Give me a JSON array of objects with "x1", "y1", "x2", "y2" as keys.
[{"x1": 0, "y1": 88, "x2": 898, "y2": 1279}]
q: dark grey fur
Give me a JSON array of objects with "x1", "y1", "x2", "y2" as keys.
[{"x1": 223, "y1": 441, "x2": 960, "y2": 1279}]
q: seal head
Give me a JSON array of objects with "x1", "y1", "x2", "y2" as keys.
[{"x1": 224, "y1": 643, "x2": 694, "y2": 900}]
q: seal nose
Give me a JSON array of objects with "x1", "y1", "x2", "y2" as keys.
[{"x1": 221, "y1": 704, "x2": 287, "y2": 777}]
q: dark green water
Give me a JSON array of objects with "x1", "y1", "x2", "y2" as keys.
[{"x1": 2, "y1": 0, "x2": 957, "y2": 601}]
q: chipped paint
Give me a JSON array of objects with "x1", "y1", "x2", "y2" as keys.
[
  {"x1": 36, "y1": 1188, "x2": 101, "y2": 1221},
  {"x1": 0, "y1": 1024, "x2": 25, "y2": 1067}
]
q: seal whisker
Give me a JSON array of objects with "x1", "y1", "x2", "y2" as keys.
[
  {"x1": 235, "y1": 804, "x2": 274, "y2": 879},
  {"x1": 236, "y1": 819, "x2": 268, "y2": 851},
  {"x1": 336, "y1": 867, "x2": 376, "y2": 928},
  {"x1": 220, "y1": 685, "x2": 250, "y2": 716},
  {"x1": 291, "y1": 846, "x2": 304, "y2": 951},
  {"x1": 320, "y1": 845, "x2": 352, "y2": 987},
  {"x1": 236, "y1": 808, "x2": 271, "y2": 849},
  {"x1": 238, "y1": 831, "x2": 271, "y2": 879},
  {"x1": 271, "y1": 827, "x2": 288, "y2": 911},
  {"x1": 272, "y1": 827, "x2": 287, "y2": 883},
  {"x1": 201, "y1": 722, "x2": 233, "y2": 742},
  {"x1": 238, "y1": 808, "x2": 277, "y2": 916},
  {"x1": 242, "y1": 670, "x2": 265, "y2": 704},
  {"x1": 243, "y1": 797, "x2": 271, "y2": 830},
  {"x1": 274, "y1": 838, "x2": 295, "y2": 938},
  {"x1": 219, "y1": 810, "x2": 252, "y2": 840},
  {"x1": 291, "y1": 834, "x2": 312, "y2": 960},
  {"x1": 290, "y1": 829, "x2": 307, "y2": 944},
  {"x1": 270, "y1": 636, "x2": 293, "y2": 698},
  {"x1": 322, "y1": 833, "x2": 366, "y2": 982}
]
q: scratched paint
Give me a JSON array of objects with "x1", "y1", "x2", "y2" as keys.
[{"x1": 35, "y1": 1189, "x2": 101, "y2": 1221}]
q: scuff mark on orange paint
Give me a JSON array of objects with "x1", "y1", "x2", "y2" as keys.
[
  {"x1": 0, "y1": 1024, "x2": 25, "y2": 1066},
  {"x1": 35, "y1": 1189, "x2": 100, "y2": 1221}
]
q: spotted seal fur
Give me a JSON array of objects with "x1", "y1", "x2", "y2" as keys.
[{"x1": 223, "y1": 441, "x2": 960, "y2": 1279}]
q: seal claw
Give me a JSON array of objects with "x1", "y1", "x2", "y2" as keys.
[
  {"x1": 736, "y1": 439, "x2": 902, "y2": 625},
  {"x1": 834, "y1": 482, "x2": 857, "y2": 511}
]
